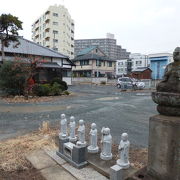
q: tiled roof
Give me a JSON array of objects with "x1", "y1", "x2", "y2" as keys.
[
  {"x1": 36, "y1": 62, "x2": 62, "y2": 68},
  {"x1": 72, "y1": 53, "x2": 115, "y2": 62},
  {"x1": 0, "y1": 36, "x2": 69, "y2": 59},
  {"x1": 133, "y1": 67, "x2": 152, "y2": 72},
  {"x1": 77, "y1": 46, "x2": 98, "y2": 56}
]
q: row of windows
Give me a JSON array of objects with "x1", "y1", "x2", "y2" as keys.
[
  {"x1": 118, "y1": 61, "x2": 142, "y2": 66},
  {"x1": 78, "y1": 60, "x2": 113, "y2": 67},
  {"x1": 118, "y1": 68, "x2": 127, "y2": 73}
]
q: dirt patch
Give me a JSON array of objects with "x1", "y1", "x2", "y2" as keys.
[
  {"x1": 0, "y1": 166, "x2": 45, "y2": 180},
  {"x1": 1, "y1": 93, "x2": 76, "y2": 104},
  {"x1": 0, "y1": 129, "x2": 58, "y2": 172}
]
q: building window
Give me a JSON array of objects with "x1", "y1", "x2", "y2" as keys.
[
  {"x1": 80, "y1": 60, "x2": 89, "y2": 66},
  {"x1": 136, "y1": 61, "x2": 142, "y2": 65},
  {"x1": 53, "y1": 30, "x2": 58, "y2": 34},
  {"x1": 108, "y1": 62, "x2": 112, "y2": 67},
  {"x1": 53, "y1": 13, "x2": 58, "y2": 17},
  {"x1": 53, "y1": 22, "x2": 58, "y2": 25},
  {"x1": 53, "y1": 39, "x2": 58, "y2": 43},
  {"x1": 53, "y1": 47, "x2": 58, "y2": 51},
  {"x1": 96, "y1": 60, "x2": 101, "y2": 67}
]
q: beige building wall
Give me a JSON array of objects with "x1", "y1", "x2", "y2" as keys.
[
  {"x1": 32, "y1": 5, "x2": 74, "y2": 59},
  {"x1": 73, "y1": 60, "x2": 115, "y2": 72}
]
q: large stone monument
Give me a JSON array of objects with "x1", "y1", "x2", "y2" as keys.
[
  {"x1": 69, "y1": 116, "x2": 77, "y2": 142},
  {"x1": 100, "y1": 127, "x2": 112, "y2": 160},
  {"x1": 148, "y1": 47, "x2": 180, "y2": 180},
  {"x1": 116, "y1": 133, "x2": 130, "y2": 169},
  {"x1": 88, "y1": 123, "x2": 99, "y2": 153},
  {"x1": 76, "y1": 119, "x2": 87, "y2": 147},
  {"x1": 152, "y1": 47, "x2": 180, "y2": 116}
]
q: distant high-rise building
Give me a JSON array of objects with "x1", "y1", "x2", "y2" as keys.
[
  {"x1": 74, "y1": 34, "x2": 130, "y2": 60},
  {"x1": 32, "y1": 4, "x2": 74, "y2": 59}
]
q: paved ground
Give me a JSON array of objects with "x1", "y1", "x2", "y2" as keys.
[{"x1": 0, "y1": 85, "x2": 156, "y2": 147}]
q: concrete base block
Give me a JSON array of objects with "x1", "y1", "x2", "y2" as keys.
[
  {"x1": 110, "y1": 165, "x2": 123, "y2": 180},
  {"x1": 56, "y1": 151, "x2": 88, "y2": 169},
  {"x1": 76, "y1": 141, "x2": 87, "y2": 147},
  {"x1": 100, "y1": 152, "x2": 112, "y2": 160},
  {"x1": 57, "y1": 144, "x2": 88, "y2": 169},
  {"x1": 59, "y1": 137, "x2": 69, "y2": 154},
  {"x1": 147, "y1": 115, "x2": 180, "y2": 180},
  {"x1": 87, "y1": 146, "x2": 99, "y2": 153}
]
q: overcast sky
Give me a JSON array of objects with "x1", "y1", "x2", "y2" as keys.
[{"x1": 1, "y1": 0, "x2": 180, "y2": 54}]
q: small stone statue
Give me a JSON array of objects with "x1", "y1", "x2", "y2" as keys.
[
  {"x1": 59, "y1": 114, "x2": 67, "y2": 138},
  {"x1": 88, "y1": 123, "x2": 99, "y2": 153},
  {"x1": 100, "y1": 127, "x2": 112, "y2": 160},
  {"x1": 152, "y1": 47, "x2": 180, "y2": 116},
  {"x1": 76, "y1": 119, "x2": 87, "y2": 147},
  {"x1": 69, "y1": 116, "x2": 77, "y2": 142},
  {"x1": 117, "y1": 133, "x2": 130, "y2": 169}
]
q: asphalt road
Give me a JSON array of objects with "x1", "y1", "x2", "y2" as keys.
[{"x1": 0, "y1": 85, "x2": 157, "y2": 147}]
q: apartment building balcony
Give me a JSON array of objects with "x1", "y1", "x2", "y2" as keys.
[
  {"x1": 45, "y1": 41, "x2": 50, "y2": 47},
  {"x1": 45, "y1": 16, "x2": 50, "y2": 23},
  {"x1": 35, "y1": 34, "x2": 39, "y2": 39},
  {"x1": 45, "y1": 26, "x2": 50, "y2": 32},
  {"x1": 45, "y1": 32, "x2": 50, "y2": 38}
]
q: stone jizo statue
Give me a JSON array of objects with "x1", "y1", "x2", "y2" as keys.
[
  {"x1": 152, "y1": 47, "x2": 180, "y2": 116},
  {"x1": 88, "y1": 123, "x2": 99, "y2": 153},
  {"x1": 117, "y1": 133, "x2": 130, "y2": 169},
  {"x1": 76, "y1": 119, "x2": 87, "y2": 147},
  {"x1": 59, "y1": 114, "x2": 67, "y2": 138},
  {"x1": 100, "y1": 127, "x2": 112, "y2": 160},
  {"x1": 69, "y1": 116, "x2": 77, "y2": 142}
]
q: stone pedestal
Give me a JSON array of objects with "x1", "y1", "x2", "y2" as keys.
[
  {"x1": 147, "y1": 115, "x2": 180, "y2": 180},
  {"x1": 59, "y1": 137, "x2": 69, "y2": 154},
  {"x1": 57, "y1": 142, "x2": 88, "y2": 169},
  {"x1": 110, "y1": 165, "x2": 123, "y2": 180}
]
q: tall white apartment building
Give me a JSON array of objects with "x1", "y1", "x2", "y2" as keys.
[{"x1": 32, "y1": 5, "x2": 74, "y2": 59}]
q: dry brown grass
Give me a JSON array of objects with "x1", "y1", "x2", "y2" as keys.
[{"x1": 0, "y1": 126, "x2": 58, "y2": 172}]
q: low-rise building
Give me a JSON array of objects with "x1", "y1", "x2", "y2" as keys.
[
  {"x1": 0, "y1": 36, "x2": 74, "y2": 85},
  {"x1": 116, "y1": 53, "x2": 149, "y2": 77},
  {"x1": 148, "y1": 53, "x2": 173, "y2": 80},
  {"x1": 130, "y1": 67, "x2": 152, "y2": 79},
  {"x1": 72, "y1": 46, "x2": 116, "y2": 78}
]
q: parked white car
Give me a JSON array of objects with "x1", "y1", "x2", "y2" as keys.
[{"x1": 117, "y1": 77, "x2": 145, "y2": 90}]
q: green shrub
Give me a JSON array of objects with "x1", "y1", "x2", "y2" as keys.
[
  {"x1": 50, "y1": 82, "x2": 63, "y2": 96},
  {"x1": 100, "y1": 81, "x2": 106, "y2": 85},
  {"x1": 32, "y1": 84, "x2": 51, "y2": 96},
  {"x1": 63, "y1": 90, "x2": 70, "y2": 95},
  {"x1": 50, "y1": 78, "x2": 68, "y2": 91},
  {"x1": 0, "y1": 62, "x2": 27, "y2": 95}
]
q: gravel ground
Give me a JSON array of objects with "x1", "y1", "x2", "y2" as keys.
[{"x1": 0, "y1": 84, "x2": 157, "y2": 147}]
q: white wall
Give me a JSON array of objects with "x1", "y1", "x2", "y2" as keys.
[
  {"x1": 116, "y1": 53, "x2": 149, "y2": 76},
  {"x1": 63, "y1": 77, "x2": 72, "y2": 85}
]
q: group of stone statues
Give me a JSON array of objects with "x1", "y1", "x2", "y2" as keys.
[{"x1": 59, "y1": 113, "x2": 130, "y2": 169}]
